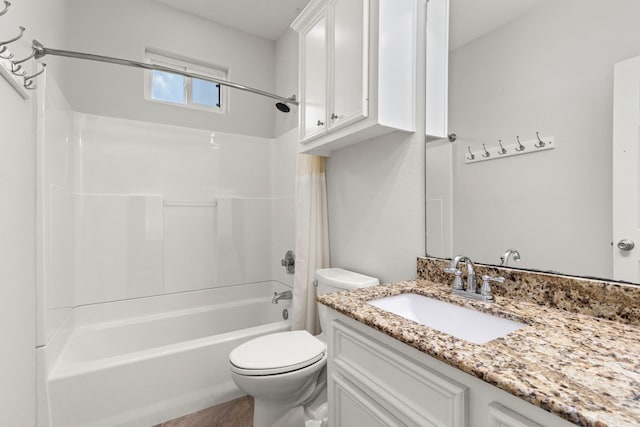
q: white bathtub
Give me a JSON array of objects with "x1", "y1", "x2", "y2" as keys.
[{"x1": 46, "y1": 281, "x2": 291, "y2": 427}]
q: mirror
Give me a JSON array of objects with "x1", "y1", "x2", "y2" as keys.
[{"x1": 425, "y1": 0, "x2": 640, "y2": 284}]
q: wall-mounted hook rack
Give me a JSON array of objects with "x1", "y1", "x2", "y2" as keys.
[{"x1": 464, "y1": 134, "x2": 555, "y2": 164}]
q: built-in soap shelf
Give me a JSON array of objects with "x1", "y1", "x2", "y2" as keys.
[{"x1": 465, "y1": 133, "x2": 555, "y2": 164}]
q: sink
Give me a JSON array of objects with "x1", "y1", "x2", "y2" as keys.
[{"x1": 368, "y1": 293, "x2": 526, "y2": 344}]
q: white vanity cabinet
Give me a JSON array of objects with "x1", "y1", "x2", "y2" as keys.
[
  {"x1": 325, "y1": 308, "x2": 576, "y2": 427},
  {"x1": 291, "y1": 0, "x2": 418, "y2": 156}
]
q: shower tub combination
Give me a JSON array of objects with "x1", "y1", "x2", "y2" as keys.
[{"x1": 46, "y1": 281, "x2": 291, "y2": 427}]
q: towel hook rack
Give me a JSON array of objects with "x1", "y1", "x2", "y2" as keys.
[
  {"x1": 0, "y1": 1, "x2": 11, "y2": 17},
  {"x1": 0, "y1": 26, "x2": 25, "y2": 47},
  {"x1": 23, "y1": 63, "x2": 45, "y2": 90},
  {"x1": 12, "y1": 49, "x2": 36, "y2": 65}
]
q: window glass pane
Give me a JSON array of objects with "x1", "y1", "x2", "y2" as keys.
[
  {"x1": 192, "y1": 78, "x2": 220, "y2": 107},
  {"x1": 151, "y1": 70, "x2": 185, "y2": 104}
]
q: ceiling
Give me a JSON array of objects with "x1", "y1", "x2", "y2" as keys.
[
  {"x1": 155, "y1": 0, "x2": 311, "y2": 41},
  {"x1": 155, "y1": 0, "x2": 550, "y2": 47},
  {"x1": 449, "y1": 0, "x2": 550, "y2": 50}
]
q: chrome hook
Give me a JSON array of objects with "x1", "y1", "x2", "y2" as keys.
[
  {"x1": 515, "y1": 135, "x2": 525, "y2": 152},
  {"x1": 24, "y1": 79, "x2": 36, "y2": 90},
  {"x1": 23, "y1": 62, "x2": 45, "y2": 82},
  {"x1": 11, "y1": 62, "x2": 25, "y2": 76},
  {"x1": 0, "y1": 1, "x2": 11, "y2": 17},
  {"x1": 482, "y1": 143, "x2": 491, "y2": 158},
  {"x1": 12, "y1": 48, "x2": 36, "y2": 65},
  {"x1": 0, "y1": 26, "x2": 25, "y2": 47},
  {"x1": 466, "y1": 146, "x2": 475, "y2": 161},
  {"x1": 0, "y1": 45, "x2": 13, "y2": 59},
  {"x1": 497, "y1": 140, "x2": 507, "y2": 155},
  {"x1": 534, "y1": 132, "x2": 546, "y2": 148}
]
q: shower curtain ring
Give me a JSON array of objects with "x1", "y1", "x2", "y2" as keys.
[
  {"x1": 24, "y1": 79, "x2": 36, "y2": 90},
  {"x1": 515, "y1": 136, "x2": 525, "y2": 152},
  {"x1": 0, "y1": 26, "x2": 25, "y2": 47},
  {"x1": 0, "y1": 1, "x2": 11, "y2": 17}
]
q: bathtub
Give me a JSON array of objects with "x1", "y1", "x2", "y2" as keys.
[{"x1": 46, "y1": 281, "x2": 291, "y2": 427}]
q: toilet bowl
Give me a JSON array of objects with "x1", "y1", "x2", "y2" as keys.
[{"x1": 228, "y1": 268, "x2": 379, "y2": 427}]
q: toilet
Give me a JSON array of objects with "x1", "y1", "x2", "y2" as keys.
[{"x1": 228, "y1": 268, "x2": 379, "y2": 427}]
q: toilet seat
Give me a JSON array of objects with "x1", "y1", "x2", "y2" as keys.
[{"x1": 229, "y1": 330, "x2": 326, "y2": 376}]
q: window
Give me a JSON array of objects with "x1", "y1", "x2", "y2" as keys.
[{"x1": 145, "y1": 50, "x2": 227, "y2": 112}]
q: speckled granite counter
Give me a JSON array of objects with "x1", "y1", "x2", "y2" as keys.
[{"x1": 317, "y1": 279, "x2": 640, "y2": 427}]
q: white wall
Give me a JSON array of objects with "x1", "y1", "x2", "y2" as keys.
[
  {"x1": 436, "y1": 0, "x2": 640, "y2": 278},
  {"x1": 63, "y1": 0, "x2": 277, "y2": 137},
  {"x1": 0, "y1": 0, "x2": 66, "y2": 425},
  {"x1": 274, "y1": 30, "x2": 299, "y2": 137},
  {"x1": 325, "y1": 1, "x2": 427, "y2": 284}
]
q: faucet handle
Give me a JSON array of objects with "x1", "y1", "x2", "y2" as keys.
[
  {"x1": 444, "y1": 267, "x2": 464, "y2": 290},
  {"x1": 480, "y1": 275, "x2": 504, "y2": 301}
]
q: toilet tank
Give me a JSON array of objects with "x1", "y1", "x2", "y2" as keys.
[{"x1": 315, "y1": 268, "x2": 379, "y2": 333}]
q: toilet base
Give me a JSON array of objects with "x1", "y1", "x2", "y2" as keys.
[{"x1": 253, "y1": 398, "x2": 304, "y2": 427}]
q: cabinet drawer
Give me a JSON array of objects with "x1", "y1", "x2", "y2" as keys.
[{"x1": 331, "y1": 320, "x2": 467, "y2": 427}]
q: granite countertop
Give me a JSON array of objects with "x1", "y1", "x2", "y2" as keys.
[{"x1": 317, "y1": 280, "x2": 640, "y2": 427}]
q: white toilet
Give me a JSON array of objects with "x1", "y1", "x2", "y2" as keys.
[{"x1": 228, "y1": 268, "x2": 379, "y2": 427}]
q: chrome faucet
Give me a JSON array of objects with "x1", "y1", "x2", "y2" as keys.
[
  {"x1": 272, "y1": 290, "x2": 292, "y2": 304},
  {"x1": 445, "y1": 255, "x2": 477, "y2": 292},
  {"x1": 444, "y1": 255, "x2": 501, "y2": 302},
  {"x1": 500, "y1": 249, "x2": 521, "y2": 266}
]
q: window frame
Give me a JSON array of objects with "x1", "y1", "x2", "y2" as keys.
[{"x1": 144, "y1": 50, "x2": 228, "y2": 114}]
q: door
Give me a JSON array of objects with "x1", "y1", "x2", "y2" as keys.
[
  {"x1": 328, "y1": 0, "x2": 368, "y2": 131},
  {"x1": 613, "y1": 56, "x2": 640, "y2": 282},
  {"x1": 300, "y1": 9, "x2": 328, "y2": 142}
]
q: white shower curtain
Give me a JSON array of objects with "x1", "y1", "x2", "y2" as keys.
[{"x1": 292, "y1": 154, "x2": 330, "y2": 334}]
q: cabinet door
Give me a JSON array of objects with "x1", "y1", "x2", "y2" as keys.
[
  {"x1": 300, "y1": 9, "x2": 328, "y2": 141},
  {"x1": 328, "y1": 0, "x2": 368, "y2": 130},
  {"x1": 331, "y1": 372, "x2": 405, "y2": 427}
]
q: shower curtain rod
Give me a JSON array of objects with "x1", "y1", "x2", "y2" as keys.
[{"x1": 32, "y1": 40, "x2": 298, "y2": 106}]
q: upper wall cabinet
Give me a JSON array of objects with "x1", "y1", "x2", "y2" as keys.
[
  {"x1": 292, "y1": 0, "x2": 418, "y2": 156},
  {"x1": 426, "y1": 0, "x2": 449, "y2": 140}
]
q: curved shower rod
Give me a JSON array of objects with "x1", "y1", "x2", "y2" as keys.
[{"x1": 32, "y1": 40, "x2": 298, "y2": 107}]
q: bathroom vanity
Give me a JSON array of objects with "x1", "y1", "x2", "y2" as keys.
[{"x1": 318, "y1": 259, "x2": 640, "y2": 427}]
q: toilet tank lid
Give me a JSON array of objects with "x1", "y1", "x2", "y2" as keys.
[{"x1": 315, "y1": 268, "x2": 379, "y2": 289}]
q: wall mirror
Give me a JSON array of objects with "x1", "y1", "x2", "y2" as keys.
[{"x1": 426, "y1": 0, "x2": 640, "y2": 284}]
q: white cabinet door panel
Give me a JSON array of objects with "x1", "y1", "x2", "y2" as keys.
[
  {"x1": 301, "y1": 10, "x2": 328, "y2": 141},
  {"x1": 329, "y1": 0, "x2": 368, "y2": 130}
]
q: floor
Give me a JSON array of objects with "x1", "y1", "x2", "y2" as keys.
[{"x1": 155, "y1": 396, "x2": 254, "y2": 427}]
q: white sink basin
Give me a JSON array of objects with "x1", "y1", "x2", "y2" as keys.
[{"x1": 368, "y1": 293, "x2": 526, "y2": 344}]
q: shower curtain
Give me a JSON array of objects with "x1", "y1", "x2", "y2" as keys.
[{"x1": 292, "y1": 154, "x2": 330, "y2": 334}]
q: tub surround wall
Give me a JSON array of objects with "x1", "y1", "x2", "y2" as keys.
[
  {"x1": 419, "y1": 257, "x2": 640, "y2": 325},
  {"x1": 318, "y1": 274, "x2": 640, "y2": 426}
]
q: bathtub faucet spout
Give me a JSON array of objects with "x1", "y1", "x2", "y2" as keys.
[{"x1": 272, "y1": 290, "x2": 292, "y2": 304}]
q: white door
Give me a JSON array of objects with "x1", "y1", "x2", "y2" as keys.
[
  {"x1": 328, "y1": 0, "x2": 368, "y2": 131},
  {"x1": 300, "y1": 9, "x2": 328, "y2": 142},
  {"x1": 612, "y1": 56, "x2": 640, "y2": 282}
]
